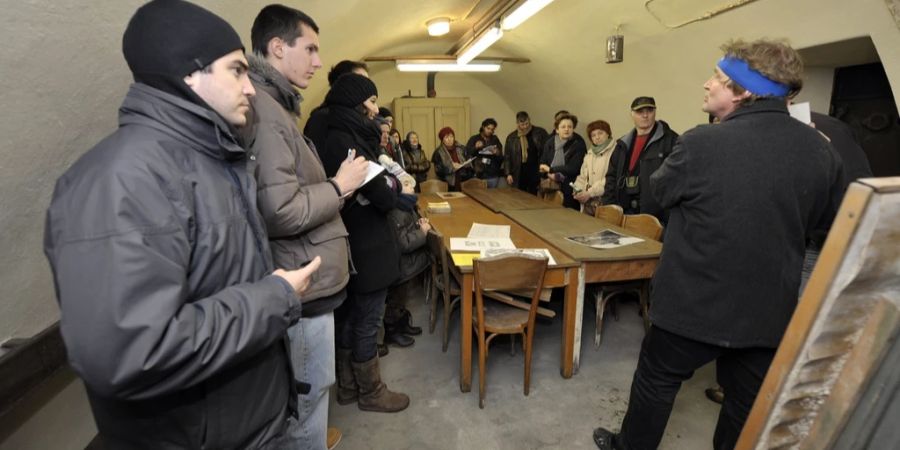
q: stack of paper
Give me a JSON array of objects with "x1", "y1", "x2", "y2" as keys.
[{"x1": 427, "y1": 201, "x2": 451, "y2": 213}]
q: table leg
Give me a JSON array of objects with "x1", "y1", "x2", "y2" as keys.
[
  {"x1": 460, "y1": 273, "x2": 473, "y2": 392},
  {"x1": 560, "y1": 266, "x2": 583, "y2": 378}
]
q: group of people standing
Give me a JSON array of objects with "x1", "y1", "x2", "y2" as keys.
[{"x1": 41, "y1": 1, "x2": 873, "y2": 449}]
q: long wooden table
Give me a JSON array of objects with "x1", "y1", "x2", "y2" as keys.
[
  {"x1": 502, "y1": 207, "x2": 662, "y2": 370},
  {"x1": 461, "y1": 186, "x2": 563, "y2": 213},
  {"x1": 418, "y1": 193, "x2": 579, "y2": 392}
]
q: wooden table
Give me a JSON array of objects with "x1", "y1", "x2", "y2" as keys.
[
  {"x1": 419, "y1": 193, "x2": 579, "y2": 392},
  {"x1": 503, "y1": 207, "x2": 662, "y2": 371},
  {"x1": 461, "y1": 186, "x2": 563, "y2": 213}
]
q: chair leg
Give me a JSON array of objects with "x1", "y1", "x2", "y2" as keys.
[
  {"x1": 478, "y1": 330, "x2": 487, "y2": 409},
  {"x1": 594, "y1": 292, "x2": 607, "y2": 348},
  {"x1": 523, "y1": 331, "x2": 532, "y2": 396},
  {"x1": 442, "y1": 295, "x2": 452, "y2": 352},
  {"x1": 509, "y1": 335, "x2": 515, "y2": 356},
  {"x1": 428, "y1": 281, "x2": 438, "y2": 334}
]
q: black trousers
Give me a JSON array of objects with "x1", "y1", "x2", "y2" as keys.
[{"x1": 618, "y1": 326, "x2": 775, "y2": 450}]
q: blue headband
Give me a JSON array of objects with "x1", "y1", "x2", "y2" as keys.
[{"x1": 717, "y1": 57, "x2": 791, "y2": 97}]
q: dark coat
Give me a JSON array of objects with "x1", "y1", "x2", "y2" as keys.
[
  {"x1": 401, "y1": 142, "x2": 431, "y2": 184},
  {"x1": 601, "y1": 120, "x2": 679, "y2": 222},
  {"x1": 431, "y1": 143, "x2": 473, "y2": 189},
  {"x1": 387, "y1": 200, "x2": 429, "y2": 283},
  {"x1": 540, "y1": 133, "x2": 587, "y2": 209},
  {"x1": 466, "y1": 133, "x2": 504, "y2": 179},
  {"x1": 648, "y1": 99, "x2": 845, "y2": 348},
  {"x1": 322, "y1": 105, "x2": 401, "y2": 294},
  {"x1": 44, "y1": 84, "x2": 299, "y2": 449},
  {"x1": 504, "y1": 126, "x2": 549, "y2": 191}
]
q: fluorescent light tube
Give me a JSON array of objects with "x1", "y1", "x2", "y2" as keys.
[
  {"x1": 396, "y1": 60, "x2": 502, "y2": 72},
  {"x1": 456, "y1": 24, "x2": 503, "y2": 65},
  {"x1": 501, "y1": 0, "x2": 555, "y2": 30}
]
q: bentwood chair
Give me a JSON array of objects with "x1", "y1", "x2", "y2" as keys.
[
  {"x1": 425, "y1": 229, "x2": 461, "y2": 352},
  {"x1": 419, "y1": 179, "x2": 448, "y2": 194},
  {"x1": 594, "y1": 213, "x2": 663, "y2": 346},
  {"x1": 473, "y1": 254, "x2": 549, "y2": 408},
  {"x1": 460, "y1": 178, "x2": 488, "y2": 191},
  {"x1": 594, "y1": 204, "x2": 625, "y2": 226}
]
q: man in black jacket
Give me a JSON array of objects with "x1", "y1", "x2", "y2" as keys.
[
  {"x1": 593, "y1": 39, "x2": 844, "y2": 450},
  {"x1": 43, "y1": 1, "x2": 320, "y2": 448},
  {"x1": 466, "y1": 118, "x2": 505, "y2": 187},
  {"x1": 505, "y1": 111, "x2": 550, "y2": 193},
  {"x1": 601, "y1": 97, "x2": 679, "y2": 224}
]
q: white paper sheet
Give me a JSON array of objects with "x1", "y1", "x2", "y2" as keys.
[
  {"x1": 449, "y1": 237, "x2": 516, "y2": 252},
  {"x1": 467, "y1": 223, "x2": 511, "y2": 239},
  {"x1": 362, "y1": 161, "x2": 386, "y2": 186},
  {"x1": 788, "y1": 102, "x2": 811, "y2": 125}
]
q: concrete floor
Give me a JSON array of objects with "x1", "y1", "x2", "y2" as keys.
[{"x1": 330, "y1": 285, "x2": 721, "y2": 450}]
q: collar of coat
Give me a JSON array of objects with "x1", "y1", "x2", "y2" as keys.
[
  {"x1": 619, "y1": 120, "x2": 672, "y2": 149},
  {"x1": 119, "y1": 83, "x2": 246, "y2": 161},
  {"x1": 247, "y1": 54, "x2": 304, "y2": 117},
  {"x1": 721, "y1": 97, "x2": 790, "y2": 123}
]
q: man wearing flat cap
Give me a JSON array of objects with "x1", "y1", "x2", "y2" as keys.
[
  {"x1": 593, "y1": 38, "x2": 844, "y2": 450},
  {"x1": 602, "y1": 96, "x2": 679, "y2": 224},
  {"x1": 44, "y1": 1, "x2": 321, "y2": 448}
]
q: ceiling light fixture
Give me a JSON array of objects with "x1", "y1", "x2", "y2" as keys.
[
  {"x1": 396, "y1": 60, "x2": 502, "y2": 72},
  {"x1": 501, "y1": 0, "x2": 555, "y2": 30},
  {"x1": 426, "y1": 17, "x2": 451, "y2": 36},
  {"x1": 456, "y1": 22, "x2": 503, "y2": 65}
]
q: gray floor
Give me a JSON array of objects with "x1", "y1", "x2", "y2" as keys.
[{"x1": 330, "y1": 284, "x2": 720, "y2": 450}]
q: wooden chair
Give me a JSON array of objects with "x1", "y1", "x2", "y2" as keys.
[
  {"x1": 460, "y1": 178, "x2": 487, "y2": 191},
  {"x1": 419, "y1": 179, "x2": 448, "y2": 194},
  {"x1": 473, "y1": 254, "x2": 549, "y2": 408},
  {"x1": 594, "y1": 213, "x2": 664, "y2": 346},
  {"x1": 551, "y1": 190, "x2": 564, "y2": 205},
  {"x1": 425, "y1": 230, "x2": 461, "y2": 352},
  {"x1": 594, "y1": 204, "x2": 624, "y2": 226}
]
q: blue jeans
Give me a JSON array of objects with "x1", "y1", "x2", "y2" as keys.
[
  {"x1": 337, "y1": 289, "x2": 388, "y2": 362},
  {"x1": 277, "y1": 313, "x2": 335, "y2": 450}
]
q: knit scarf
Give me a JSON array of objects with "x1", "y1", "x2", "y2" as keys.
[
  {"x1": 517, "y1": 126, "x2": 531, "y2": 161},
  {"x1": 551, "y1": 134, "x2": 566, "y2": 167},
  {"x1": 591, "y1": 138, "x2": 613, "y2": 156}
]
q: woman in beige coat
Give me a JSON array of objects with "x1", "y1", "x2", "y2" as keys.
[{"x1": 573, "y1": 120, "x2": 616, "y2": 216}]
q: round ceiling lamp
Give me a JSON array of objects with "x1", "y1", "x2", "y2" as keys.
[{"x1": 426, "y1": 17, "x2": 451, "y2": 36}]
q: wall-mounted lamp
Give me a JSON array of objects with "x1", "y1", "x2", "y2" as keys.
[
  {"x1": 456, "y1": 22, "x2": 503, "y2": 65},
  {"x1": 501, "y1": 0, "x2": 555, "y2": 30},
  {"x1": 606, "y1": 27, "x2": 624, "y2": 63},
  {"x1": 426, "y1": 17, "x2": 451, "y2": 36},
  {"x1": 396, "y1": 60, "x2": 502, "y2": 72}
]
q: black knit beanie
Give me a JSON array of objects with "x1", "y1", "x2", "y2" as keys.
[
  {"x1": 324, "y1": 74, "x2": 378, "y2": 108},
  {"x1": 122, "y1": 0, "x2": 244, "y2": 103}
]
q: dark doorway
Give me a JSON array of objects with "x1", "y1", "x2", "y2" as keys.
[{"x1": 830, "y1": 63, "x2": 900, "y2": 177}]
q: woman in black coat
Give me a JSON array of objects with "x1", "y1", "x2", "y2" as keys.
[
  {"x1": 539, "y1": 113, "x2": 587, "y2": 209},
  {"x1": 319, "y1": 74, "x2": 409, "y2": 412}
]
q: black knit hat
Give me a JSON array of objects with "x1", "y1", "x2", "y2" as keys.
[
  {"x1": 378, "y1": 107, "x2": 393, "y2": 118},
  {"x1": 123, "y1": 0, "x2": 244, "y2": 79},
  {"x1": 325, "y1": 74, "x2": 378, "y2": 108}
]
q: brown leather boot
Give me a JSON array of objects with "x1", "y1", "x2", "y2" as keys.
[
  {"x1": 335, "y1": 348, "x2": 358, "y2": 405},
  {"x1": 351, "y1": 356, "x2": 410, "y2": 412}
]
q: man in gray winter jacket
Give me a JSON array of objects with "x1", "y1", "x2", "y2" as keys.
[
  {"x1": 43, "y1": 1, "x2": 319, "y2": 448},
  {"x1": 245, "y1": 5, "x2": 369, "y2": 449}
]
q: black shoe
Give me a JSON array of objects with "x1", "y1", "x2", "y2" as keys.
[
  {"x1": 377, "y1": 343, "x2": 389, "y2": 357},
  {"x1": 384, "y1": 329, "x2": 415, "y2": 347},
  {"x1": 592, "y1": 428, "x2": 621, "y2": 450},
  {"x1": 705, "y1": 386, "x2": 724, "y2": 404}
]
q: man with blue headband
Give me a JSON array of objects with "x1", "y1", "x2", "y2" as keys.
[{"x1": 593, "y1": 39, "x2": 845, "y2": 450}]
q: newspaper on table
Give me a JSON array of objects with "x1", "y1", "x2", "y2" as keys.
[
  {"x1": 467, "y1": 223, "x2": 510, "y2": 239},
  {"x1": 480, "y1": 248, "x2": 556, "y2": 266},
  {"x1": 565, "y1": 229, "x2": 643, "y2": 249}
]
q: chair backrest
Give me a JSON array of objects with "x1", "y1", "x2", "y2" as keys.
[
  {"x1": 622, "y1": 213, "x2": 663, "y2": 241},
  {"x1": 426, "y1": 229, "x2": 451, "y2": 294},
  {"x1": 420, "y1": 179, "x2": 449, "y2": 194},
  {"x1": 551, "y1": 190, "x2": 564, "y2": 205},
  {"x1": 594, "y1": 204, "x2": 624, "y2": 226},
  {"x1": 460, "y1": 178, "x2": 488, "y2": 191},
  {"x1": 474, "y1": 254, "x2": 549, "y2": 326}
]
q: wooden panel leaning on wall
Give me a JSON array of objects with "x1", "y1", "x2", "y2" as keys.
[{"x1": 736, "y1": 177, "x2": 900, "y2": 450}]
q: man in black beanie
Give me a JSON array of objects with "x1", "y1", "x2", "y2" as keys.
[
  {"x1": 44, "y1": 1, "x2": 321, "y2": 448},
  {"x1": 245, "y1": 4, "x2": 370, "y2": 449}
]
